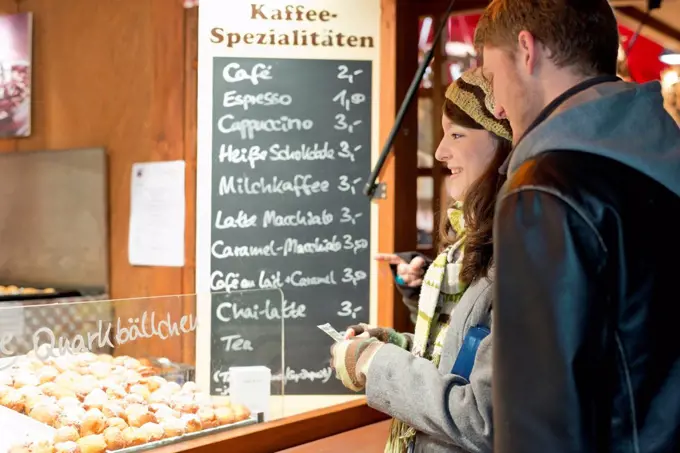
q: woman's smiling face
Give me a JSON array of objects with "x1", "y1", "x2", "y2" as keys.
[{"x1": 435, "y1": 112, "x2": 499, "y2": 201}]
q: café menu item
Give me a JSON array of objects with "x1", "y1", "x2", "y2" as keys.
[{"x1": 208, "y1": 57, "x2": 372, "y2": 395}]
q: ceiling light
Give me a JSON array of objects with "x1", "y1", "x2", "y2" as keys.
[{"x1": 659, "y1": 49, "x2": 680, "y2": 65}]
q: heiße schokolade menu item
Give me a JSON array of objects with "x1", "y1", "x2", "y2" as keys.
[{"x1": 209, "y1": 57, "x2": 372, "y2": 395}]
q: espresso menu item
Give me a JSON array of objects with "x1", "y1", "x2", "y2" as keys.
[{"x1": 209, "y1": 57, "x2": 371, "y2": 395}]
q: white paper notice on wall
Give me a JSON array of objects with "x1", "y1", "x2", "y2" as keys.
[{"x1": 128, "y1": 160, "x2": 186, "y2": 267}]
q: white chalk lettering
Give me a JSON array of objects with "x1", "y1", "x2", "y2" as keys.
[{"x1": 218, "y1": 174, "x2": 330, "y2": 197}]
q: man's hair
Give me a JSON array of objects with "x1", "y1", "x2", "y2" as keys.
[{"x1": 474, "y1": 0, "x2": 620, "y2": 76}]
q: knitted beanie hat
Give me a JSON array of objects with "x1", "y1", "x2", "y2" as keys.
[{"x1": 444, "y1": 68, "x2": 512, "y2": 142}]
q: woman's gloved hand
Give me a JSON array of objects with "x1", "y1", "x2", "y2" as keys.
[
  {"x1": 344, "y1": 323, "x2": 411, "y2": 350},
  {"x1": 330, "y1": 337, "x2": 384, "y2": 392}
]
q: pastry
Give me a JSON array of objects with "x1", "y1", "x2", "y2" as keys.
[
  {"x1": 24, "y1": 395, "x2": 55, "y2": 414},
  {"x1": 144, "y1": 376, "x2": 166, "y2": 393},
  {"x1": 1, "y1": 388, "x2": 25, "y2": 412},
  {"x1": 102, "y1": 427, "x2": 126, "y2": 451},
  {"x1": 54, "y1": 426, "x2": 80, "y2": 443},
  {"x1": 105, "y1": 417, "x2": 128, "y2": 430},
  {"x1": 125, "y1": 404, "x2": 156, "y2": 428},
  {"x1": 57, "y1": 397, "x2": 81, "y2": 410},
  {"x1": 0, "y1": 371, "x2": 14, "y2": 386},
  {"x1": 87, "y1": 363, "x2": 111, "y2": 380},
  {"x1": 128, "y1": 384, "x2": 150, "y2": 402},
  {"x1": 170, "y1": 395, "x2": 198, "y2": 414},
  {"x1": 197, "y1": 407, "x2": 217, "y2": 429},
  {"x1": 37, "y1": 366, "x2": 60, "y2": 384},
  {"x1": 79, "y1": 409, "x2": 106, "y2": 436},
  {"x1": 104, "y1": 385, "x2": 126, "y2": 401},
  {"x1": 53, "y1": 441, "x2": 79, "y2": 453},
  {"x1": 101, "y1": 402, "x2": 125, "y2": 419},
  {"x1": 149, "y1": 403, "x2": 179, "y2": 419},
  {"x1": 232, "y1": 403, "x2": 251, "y2": 421},
  {"x1": 160, "y1": 382, "x2": 181, "y2": 394},
  {"x1": 160, "y1": 417, "x2": 186, "y2": 438},
  {"x1": 14, "y1": 372, "x2": 40, "y2": 388},
  {"x1": 8, "y1": 444, "x2": 30, "y2": 453},
  {"x1": 148, "y1": 390, "x2": 170, "y2": 405},
  {"x1": 180, "y1": 413, "x2": 202, "y2": 433},
  {"x1": 29, "y1": 402, "x2": 60, "y2": 425},
  {"x1": 140, "y1": 422, "x2": 164, "y2": 442},
  {"x1": 181, "y1": 381, "x2": 198, "y2": 394},
  {"x1": 27, "y1": 440, "x2": 53, "y2": 453},
  {"x1": 122, "y1": 393, "x2": 145, "y2": 406},
  {"x1": 193, "y1": 392, "x2": 212, "y2": 406},
  {"x1": 76, "y1": 435, "x2": 107, "y2": 453},
  {"x1": 55, "y1": 413, "x2": 83, "y2": 430},
  {"x1": 82, "y1": 389, "x2": 107, "y2": 410},
  {"x1": 214, "y1": 406, "x2": 235, "y2": 425},
  {"x1": 121, "y1": 427, "x2": 149, "y2": 447}
]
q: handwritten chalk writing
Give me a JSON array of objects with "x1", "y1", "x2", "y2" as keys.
[
  {"x1": 271, "y1": 366, "x2": 333, "y2": 384},
  {"x1": 287, "y1": 270, "x2": 337, "y2": 287},
  {"x1": 337, "y1": 141, "x2": 362, "y2": 162},
  {"x1": 211, "y1": 365, "x2": 333, "y2": 395},
  {"x1": 219, "y1": 334, "x2": 253, "y2": 352},
  {"x1": 222, "y1": 90, "x2": 292, "y2": 110},
  {"x1": 269, "y1": 142, "x2": 334, "y2": 162},
  {"x1": 337, "y1": 300, "x2": 362, "y2": 319},
  {"x1": 337, "y1": 175, "x2": 363, "y2": 194},
  {"x1": 217, "y1": 114, "x2": 314, "y2": 140},
  {"x1": 31, "y1": 312, "x2": 197, "y2": 361},
  {"x1": 343, "y1": 234, "x2": 369, "y2": 255},
  {"x1": 215, "y1": 210, "x2": 258, "y2": 229},
  {"x1": 218, "y1": 144, "x2": 268, "y2": 169},
  {"x1": 339, "y1": 207, "x2": 363, "y2": 225},
  {"x1": 262, "y1": 209, "x2": 333, "y2": 228},
  {"x1": 218, "y1": 142, "x2": 338, "y2": 169},
  {"x1": 332, "y1": 89, "x2": 367, "y2": 111},
  {"x1": 342, "y1": 268, "x2": 368, "y2": 286},
  {"x1": 215, "y1": 298, "x2": 306, "y2": 323},
  {"x1": 219, "y1": 174, "x2": 330, "y2": 197},
  {"x1": 337, "y1": 65, "x2": 363, "y2": 83},
  {"x1": 210, "y1": 269, "x2": 340, "y2": 291},
  {"x1": 212, "y1": 239, "x2": 278, "y2": 259},
  {"x1": 222, "y1": 62, "x2": 272, "y2": 85}
]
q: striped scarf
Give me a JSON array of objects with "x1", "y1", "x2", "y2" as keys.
[{"x1": 385, "y1": 203, "x2": 468, "y2": 453}]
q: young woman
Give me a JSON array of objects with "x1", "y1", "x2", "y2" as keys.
[{"x1": 330, "y1": 68, "x2": 513, "y2": 453}]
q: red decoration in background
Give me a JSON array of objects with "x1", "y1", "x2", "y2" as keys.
[{"x1": 418, "y1": 14, "x2": 670, "y2": 84}]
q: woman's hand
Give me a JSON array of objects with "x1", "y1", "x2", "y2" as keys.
[
  {"x1": 344, "y1": 323, "x2": 411, "y2": 350},
  {"x1": 375, "y1": 253, "x2": 426, "y2": 287},
  {"x1": 330, "y1": 337, "x2": 383, "y2": 392}
]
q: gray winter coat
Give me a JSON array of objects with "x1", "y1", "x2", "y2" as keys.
[{"x1": 366, "y1": 268, "x2": 494, "y2": 453}]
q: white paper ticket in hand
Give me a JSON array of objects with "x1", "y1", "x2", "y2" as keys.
[{"x1": 318, "y1": 323, "x2": 344, "y2": 342}]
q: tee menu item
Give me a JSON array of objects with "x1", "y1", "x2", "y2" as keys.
[{"x1": 209, "y1": 57, "x2": 371, "y2": 395}]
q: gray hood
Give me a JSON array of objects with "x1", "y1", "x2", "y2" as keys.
[{"x1": 507, "y1": 80, "x2": 680, "y2": 197}]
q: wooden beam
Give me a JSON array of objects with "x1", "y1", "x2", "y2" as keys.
[{"x1": 377, "y1": 0, "x2": 419, "y2": 332}]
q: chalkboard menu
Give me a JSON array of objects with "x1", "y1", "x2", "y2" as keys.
[{"x1": 208, "y1": 57, "x2": 372, "y2": 395}]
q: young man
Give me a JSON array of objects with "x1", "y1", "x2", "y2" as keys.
[{"x1": 475, "y1": 1, "x2": 680, "y2": 452}]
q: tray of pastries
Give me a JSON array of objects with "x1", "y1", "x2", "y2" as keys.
[{"x1": 0, "y1": 351, "x2": 259, "y2": 453}]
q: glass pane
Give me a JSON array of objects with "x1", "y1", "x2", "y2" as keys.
[
  {"x1": 417, "y1": 176, "x2": 434, "y2": 248},
  {"x1": 418, "y1": 97, "x2": 434, "y2": 168},
  {"x1": 0, "y1": 290, "x2": 284, "y2": 451}
]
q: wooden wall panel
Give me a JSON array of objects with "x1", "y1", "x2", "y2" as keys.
[{"x1": 0, "y1": 0, "x2": 189, "y2": 362}]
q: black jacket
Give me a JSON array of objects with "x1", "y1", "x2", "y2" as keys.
[{"x1": 493, "y1": 76, "x2": 680, "y2": 453}]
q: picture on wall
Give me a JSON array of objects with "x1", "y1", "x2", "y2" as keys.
[{"x1": 0, "y1": 12, "x2": 32, "y2": 138}]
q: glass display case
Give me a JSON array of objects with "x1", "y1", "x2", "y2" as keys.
[{"x1": 0, "y1": 289, "x2": 321, "y2": 453}]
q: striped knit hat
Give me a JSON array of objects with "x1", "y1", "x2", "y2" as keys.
[{"x1": 445, "y1": 68, "x2": 512, "y2": 142}]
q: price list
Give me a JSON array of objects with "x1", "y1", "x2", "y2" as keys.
[{"x1": 208, "y1": 57, "x2": 372, "y2": 395}]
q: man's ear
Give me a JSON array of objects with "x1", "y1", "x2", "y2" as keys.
[{"x1": 517, "y1": 30, "x2": 538, "y2": 75}]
